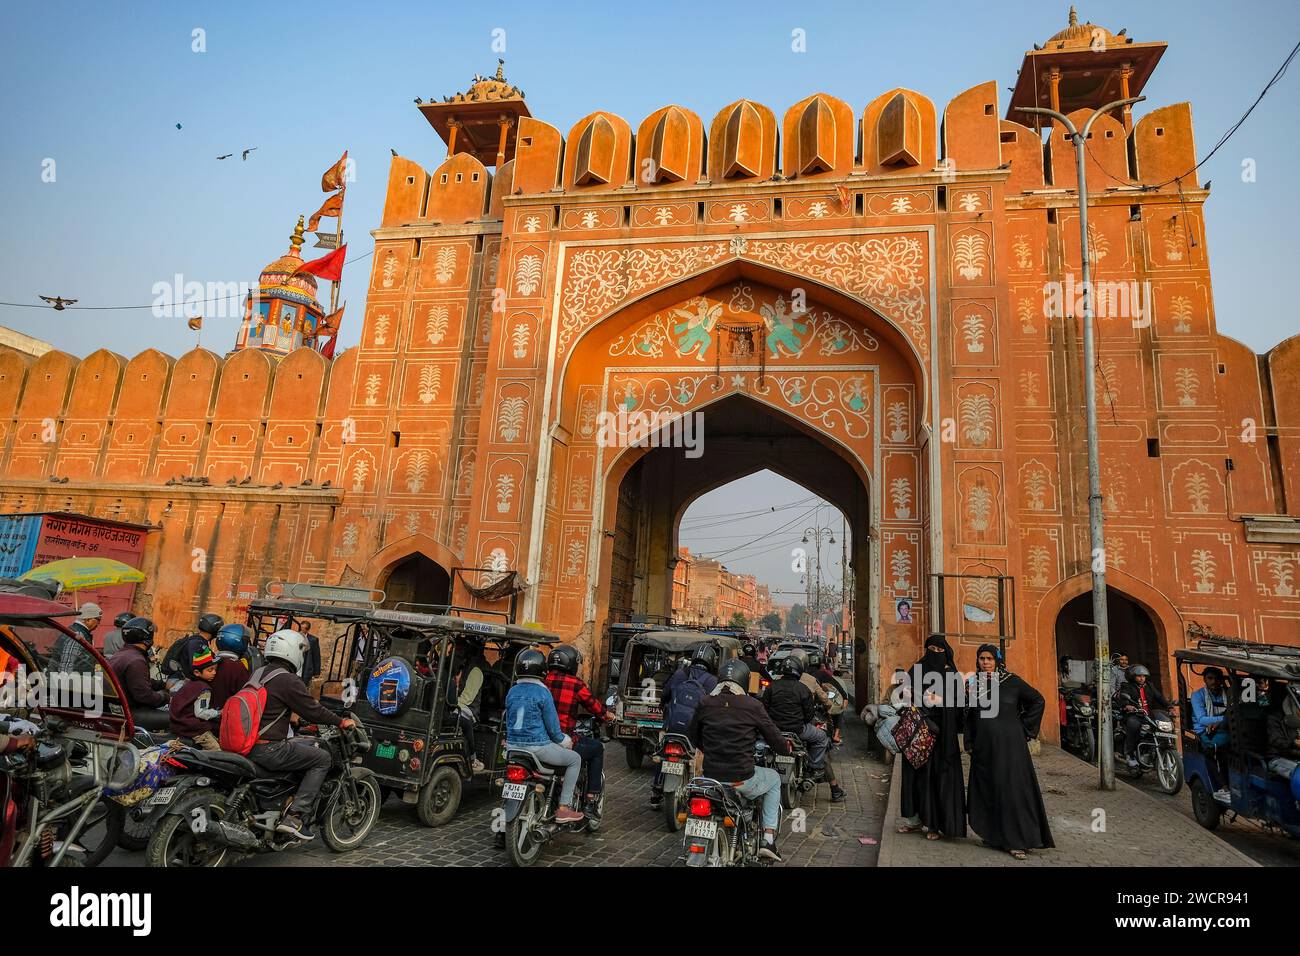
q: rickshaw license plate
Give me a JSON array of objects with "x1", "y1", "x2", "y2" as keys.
[
  {"x1": 375, "y1": 743, "x2": 397, "y2": 759},
  {"x1": 148, "y1": 786, "x2": 177, "y2": 806},
  {"x1": 775, "y1": 755, "x2": 795, "y2": 765},
  {"x1": 662, "y1": 761, "x2": 684, "y2": 775},
  {"x1": 685, "y1": 818, "x2": 717, "y2": 839},
  {"x1": 502, "y1": 783, "x2": 527, "y2": 800}
]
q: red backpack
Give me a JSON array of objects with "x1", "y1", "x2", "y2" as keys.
[{"x1": 219, "y1": 666, "x2": 275, "y2": 755}]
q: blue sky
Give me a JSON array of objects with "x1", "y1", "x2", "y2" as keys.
[{"x1": 0, "y1": 1, "x2": 1296, "y2": 591}]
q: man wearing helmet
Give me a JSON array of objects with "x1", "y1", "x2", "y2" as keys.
[
  {"x1": 107, "y1": 617, "x2": 170, "y2": 714},
  {"x1": 249, "y1": 629, "x2": 355, "y2": 841},
  {"x1": 1118, "y1": 663, "x2": 1169, "y2": 769},
  {"x1": 762, "y1": 654, "x2": 846, "y2": 802},
  {"x1": 649, "y1": 643, "x2": 720, "y2": 810},
  {"x1": 739, "y1": 642, "x2": 770, "y2": 686},
  {"x1": 687, "y1": 658, "x2": 791, "y2": 861},
  {"x1": 544, "y1": 644, "x2": 611, "y2": 816},
  {"x1": 505, "y1": 648, "x2": 585, "y2": 824},
  {"x1": 211, "y1": 623, "x2": 253, "y2": 709},
  {"x1": 101, "y1": 611, "x2": 134, "y2": 658}
]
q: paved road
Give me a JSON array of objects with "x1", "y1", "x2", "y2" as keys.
[{"x1": 107, "y1": 704, "x2": 890, "y2": 868}]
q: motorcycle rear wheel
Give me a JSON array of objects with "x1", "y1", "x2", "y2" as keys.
[
  {"x1": 779, "y1": 772, "x2": 798, "y2": 811},
  {"x1": 1077, "y1": 727, "x2": 1096, "y2": 765},
  {"x1": 144, "y1": 792, "x2": 230, "y2": 868},
  {"x1": 322, "y1": 772, "x2": 382, "y2": 851},
  {"x1": 624, "y1": 742, "x2": 644, "y2": 770},
  {"x1": 664, "y1": 783, "x2": 686, "y2": 832},
  {"x1": 506, "y1": 792, "x2": 545, "y2": 867}
]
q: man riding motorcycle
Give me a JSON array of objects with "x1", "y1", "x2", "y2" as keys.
[
  {"x1": 248, "y1": 629, "x2": 355, "y2": 842},
  {"x1": 504, "y1": 648, "x2": 584, "y2": 825},
  {"x1": 101, "y1": 611, "x2": 134, "y2": 658},
  {"x1": 107, "y1": 617, "x2": 170, "y2": 720},
  {"x1": 1118, "y1": 664, "x2": 1170, "y2": 769},
  {"x1": 687, "y1": 659, "x2": 791, "y2": 861},
  {"x1": 739, "y1": 642, "x2": 770, "y2": 686},
  {"x1": 650, "y1": 643, "x2": 719, "y2": 810},
  {"x1": 543, "y1": 644, "x2": 611, "y2": 818},
  {"x1": 761, "y1": 654, "x2": 845, "y2": 802}
]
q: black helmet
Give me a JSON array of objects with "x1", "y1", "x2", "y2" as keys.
[
  {"x1": 788, "y1": 648, "x2": 811, "y2": 671},
  {"x1": 690, "y1": 643, "x2": 720, "y2": 674},
  {"x1": 742, "y1": 642, "x2": 756, "y2": 657},
  {"x1": 121, "y1": 616, "x2": 156, "y2": 646},
  {"x1": 1127, "y1": 664, "x2": 1150, "y2": 679},
  {"x1": 547, "y1": 644, "x2": 581, "y2": 676},
  {"x1": 776, "y1": 654, "x2": 803, "y2": 679},
  {"x1": 514, "y1": 648, "x2": 547, "y2": 680},
  {"x1": 113, "y1": 611, "x2": 133, "y2": 628},
  {"x1": 197, "y1": 613, "x2": 224, "y2": 637},
  {"x1": 718, "y1": 658, "x2": 750, "y2": 689},
  {"x1": 806, "y1": 648, "x2": 824, "y2": 670}
]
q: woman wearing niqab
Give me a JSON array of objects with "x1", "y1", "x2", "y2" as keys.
[
  {"x1": 964, "y1": 643, "x2": 1055, "y2": 859},
  {"x1": 897, "y1": 634, "x2": 966, "y2": 840}
]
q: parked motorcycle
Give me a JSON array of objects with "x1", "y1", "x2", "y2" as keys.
[
  {"x1": 143, "y1": 715, "x2": 379, "y2": 867},
  {"x1": 500, "y1": 715, "x2": 604, "y2": 867},
  {"x1": 1, "y1": 717, "x2": 120, "y2": 867},
  {"x1": 1060, "y1": 686, "x2": 1097, "y2": 764},
  {"x1": 1113, "y1": 696, "x2": 1183, "y2": 794},
  {"x1": 657, "y1": 732, "x2": 694, "y2": 832}
]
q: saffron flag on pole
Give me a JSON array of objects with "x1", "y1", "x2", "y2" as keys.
[
  {"x1": 318, "y1": 305, "x2": 344, "y2": 336},
  {"x1": 294, "y1": 245, "x2": 347, "y2": 282},
  {"x1": 321, "y1": 151, "x2": 348, "y2": 192},
  {"x1": 319, "y1": 335, "x2": 338, "y2": 360},
  {"x1": 306, "y1": 191, "x2": 343, "y2": 232},
  {"x1": 187, "y1": 316, "x2": 203, "y2": 331}
]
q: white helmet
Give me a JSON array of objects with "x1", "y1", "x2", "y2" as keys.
[{"x1": 264, "y1": 629, "x2": 306, "y2": 674}]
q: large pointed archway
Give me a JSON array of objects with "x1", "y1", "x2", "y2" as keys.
[{"x1": 528, "y1": 267, "x2": 930, "y2": 703}]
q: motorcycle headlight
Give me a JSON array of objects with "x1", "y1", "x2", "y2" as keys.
[
  {"x1": 1156, "y1": 720, "x2": 1173, "y2": 732},
  {"x1": 1078, "y1": 705, "x2": 1093, "y2": 716}
]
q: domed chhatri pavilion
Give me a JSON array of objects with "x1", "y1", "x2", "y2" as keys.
[
  {"x1": 3, "y1": 10, "x2": 1299, "y2": 732},
  {"x1": 233, "y1": 216, "x2": 326, "y2": 356}
]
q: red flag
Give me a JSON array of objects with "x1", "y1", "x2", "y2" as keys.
[
  {"x1": 321, "y1": 151, "x2": 348, "y2": 192},
  {"x1": 306, "y1": 191, "x2": 343, "y2": 232},
  {"x1": 319, "y1": 335, "x2": 337, "y2": 359},
  {"x1": 294, "y1": 244, "x2": 347, "y2": 282},
  {"x1": 318, "y1": 305, "x2": 344, "y2": 336}
]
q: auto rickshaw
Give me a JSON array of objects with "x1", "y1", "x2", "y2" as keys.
[
  {"x1": 1175, "y1": 637, "x2": 1300, "y2": 839},
  {"x1": 608, "y1": 631, "x2": 742, "y2": 769},
  {"x1": 245, "y1": 585, "x2": 560, "y2": 828}
]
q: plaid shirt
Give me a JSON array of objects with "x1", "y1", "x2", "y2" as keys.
[{"x1": 543, "y1": 670, "x2": 606, "y2": 734}]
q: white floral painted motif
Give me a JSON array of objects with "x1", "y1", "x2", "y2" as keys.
[
  {"x1": 1086, "y1": 222, "x2": 1109, "y2": 269},
  {"x1": 889, "y1": 477, "x2": 912, "y2": 519},
  {"x1": 1175, "y1": 367, "x2": 1199, "y2": 406},
  {"x1": 1027, "y1": 546, "x2": 1050, "y2": 588},
  {"x1": 1170, "y1": 295, "x2": 1192, "y2": 334},
  {"x1": 887, "y1": 401, "x2": 909, "y2": 443},
  {"x1": 564, "y1": 537, "x2": 584, "y2": 576},
  {"x1": 434, "y1": 246, "x2": 456, "y2": 284},
  {"x1": 495, "y1": 473, "x2": 515, "y2": 513},
  {"x1": 514, "y1": 254, "x2": 543, "y2": 296},
  {"x1": 1024, "y1": 467, "x2": 1048, "y2": 511},
  {"x1": 569, "y1": 475, "x2": 590, "y2": 510},
  {"x1": 511, "y1": 323, "x2": 530, "y2": 359},
  {"x1": 959, "y1": 394, "x2": 994, "y2": 446},
  {"x1": 653, "y1": 207, "x2": 674, "y2": 225},
  {"x1": 1185, "y1": 471, "x2": 1210, "y2": 513},
  {"x1": 1163, "y1": 218, "x2": 1186, "y2": 262},
  {"x1": 350, "y1": 455, "x2": 370, "y2": 492},
  {"x1": 418, "y1": 366, "x2": 441, "y2": 404},
  {"x1": 1017, "y1": 298, "x2": 1037, "y2": 334},
  {"x1": 374, "y1": 313, "x2": 391, "y2": 346},
  {"x1": 890, "y1": 549, "x2": 912, "y2": 593},
  {"x1": 497, "y1": 396, "x2": 527, "y2": 441},
  {"x1": 486, "y1": 547, "x2": 510, "y2": 583},
  {"x1": 426, "y1": 306, "x2": 450, "y2": 345},
  {"x1": 807, "y1": 201, "x2": 830, "y2": 219},
  {"x1": 522, "y1": 215, "x2": 541, "y2": 233},
  {"x1": 364, "y1": 373, "x2": 381, "y2": 406},
  {"x1": 728, "y1": 203, "x2": 750, "y2": 223},
  {"x1": 1019, "y1": 370, "x2": 1041, "y2": 407},
  {"x1": 1267, "y1": 554, "x2": 1296, "y2": 597},
  {"x1": 1013, "y1": 235, "x2": 1032, "y2": 270},
  {"x1": 382, "y1": 252, "x2": 399, "y2": 288},
  {"x1": 953, "y1": 231, "x2": 987, "y2": 281},
  {"x1": 957, "y1": 192, "x2": 982, "y2": 212},
  {"x1": 962, "y1": 313, "x2": 986, "y2": 353},
  {"x1": 405, "y1": 449, "x2": 431, "y2": 494},
  {"x1": 889, "y1": 196, "x2": 913, "y2": 214},
  {"x1": 1191, "y1": 548, "x2": 1216, "y2": 593},
  {"x1": 966, "y1": 483, "x2": 992, "y2": 533},
  {"x1": 404, "y1": 511, "x2": 422, "y2": 534},
  {"x1": 340, "y1": 523, "x2": 359, "y2": 556}
]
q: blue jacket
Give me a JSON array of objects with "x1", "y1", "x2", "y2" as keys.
[
  {"x1": 505, "y1": 678, "x2": 564, "y2": 747},
  {"x1": 664, "y1": 664, "x2": 718, "y2": 707},
  {"x1": 1191, "y1": 686, "x2": 1229, "y2": 741}
]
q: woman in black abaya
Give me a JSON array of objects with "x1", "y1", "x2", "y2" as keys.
[
  {"x1": 898, "y1": 634, "x2": 966, "y2": 840},
  {"x1": 965, "y1": 644, "x2": 1055, "y2": 859}
]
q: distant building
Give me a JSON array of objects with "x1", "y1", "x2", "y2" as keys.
[{"x1": 0, "y1": 327, "x2": 52, "y2": 359}]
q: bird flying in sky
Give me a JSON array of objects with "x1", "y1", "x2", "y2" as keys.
[
  {"x1": 38, "y1": 296, "x2": 77, "y2": 310},
  {"x1": 217, "y1": 153, "x2": 233, "y2": 160},
  {"x1": 242, "y1": 147, "x2": 257, "y2": 160}
]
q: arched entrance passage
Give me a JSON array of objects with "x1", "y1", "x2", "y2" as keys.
[
  {"x1": 531, "y1": 267, "x2": 928, "y2": 704},
  {"x1": 364, "y1": 535, "x2": 458, "y2": 610},
  {"x1": 1038, "y1": 570, "x2": 1185, "y2": 702}
]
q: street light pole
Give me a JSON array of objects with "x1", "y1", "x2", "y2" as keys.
[{"x1": 1018, "y1": 96, "x2": 1143, "y2": 792}]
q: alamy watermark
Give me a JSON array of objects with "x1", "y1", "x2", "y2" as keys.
[
  {"x1": 0, "y1": 665, "x2": 104, "y2": 716},
  {"x1": 595, "y1": 408, "x2": 704, "y2": 458}
]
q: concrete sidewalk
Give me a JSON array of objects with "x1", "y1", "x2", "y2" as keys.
[{"x1": 878, "y1": 744, "x2": 1257, "y2": 867}]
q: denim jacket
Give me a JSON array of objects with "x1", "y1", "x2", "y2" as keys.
[
  {"x1": 505, "y1": 678, "x2": 564, "y2": 747},
  {"x1": 1191, "y1": 686, "x2": 1229, "y2": 740}
]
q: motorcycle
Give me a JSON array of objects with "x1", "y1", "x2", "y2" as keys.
[
  {"x1": 656, "y1": 732, "x2": 694, "y2": 832},
  {"x1": 680, "y1": 743, "x2": 784, "y2": 867},
  {"x1": 500, "y1": 715, "x2": 604, "y2": 867},
  {"x1": 143, "y1": 715, "x2": 380, "y2": 867},
  {"x1": 1060, "y1": 686, "x2": 1097, "y2": 764},
  {"x1": 1, "y1": 717, "x2": 121, "y2": 867},
  {"x1": 1113, "y1": 696, "x2": 1183, "y2": 795}
]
